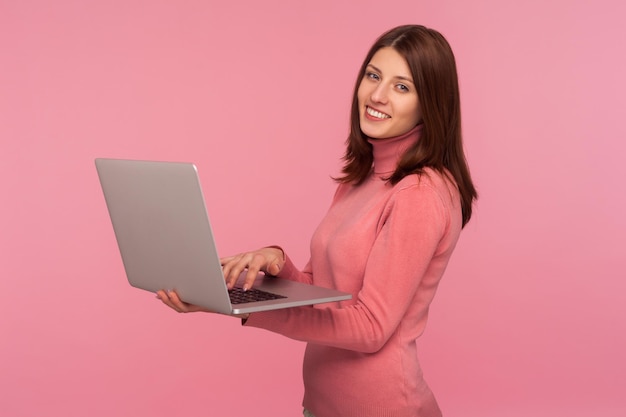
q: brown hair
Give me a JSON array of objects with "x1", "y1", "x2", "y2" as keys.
[{"x1": 336, "y1": 25, "x2": 477, "y2": 227}]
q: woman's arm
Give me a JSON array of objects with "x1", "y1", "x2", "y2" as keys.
[{"x1": 243, "y1": 184, "x2": 457, "y2": 353}]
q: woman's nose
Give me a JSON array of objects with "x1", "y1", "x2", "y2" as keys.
[{"x1": 370, "y1": 83, "x2": 388, "y2": 104}]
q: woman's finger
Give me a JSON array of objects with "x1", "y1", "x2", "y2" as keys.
[
  {"x1": 166, "y1": 290, "x2": 190, "y2": 312},
  {"x1": 220, "y1": 247, "x2": 285, "y2": 290},
  {"x1": 156, "y1": 290, "x2": 182, "y2": 312},
  {"x1": 221, "y1": 253, "x2": 247, "y2": 287}
]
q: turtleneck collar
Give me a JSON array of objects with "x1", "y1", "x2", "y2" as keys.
[{"x1": 368, "y1": 124, "x2": 423, "y2": 176}]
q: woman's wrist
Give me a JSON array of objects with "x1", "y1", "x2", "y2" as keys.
[{"x1": 265, "y1": 245, "x2": 286, "y2": 261}]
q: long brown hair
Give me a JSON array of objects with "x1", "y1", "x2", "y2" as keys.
[{"x1": 337, "y1": 25, "x2": 477, "y2": 227}]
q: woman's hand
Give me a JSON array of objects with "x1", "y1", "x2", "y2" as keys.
[
  {"x1": 156, "y1": 290, "x2": 249, "y2": 319},
  {"x1": 155, "y1": 289, "x2": 212, "y2": 313},
  {"x1": 220, "y1": 246, "x2": 285, "y2": 291}
]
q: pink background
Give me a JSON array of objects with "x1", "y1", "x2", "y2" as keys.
[{"x1": 1, "y1": 0, "x2": 625, "y2": 416}]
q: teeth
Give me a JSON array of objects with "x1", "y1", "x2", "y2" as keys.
[{"x1": 366, "y1": 106, "x2": 390, "y2": 119}]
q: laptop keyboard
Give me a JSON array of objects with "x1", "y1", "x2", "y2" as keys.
[{"x1": 228, "y1": 287, "x2": 287, "y2": 304}]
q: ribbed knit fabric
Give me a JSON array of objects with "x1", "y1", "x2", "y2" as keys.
[{"x1": 244, "y1": 126, "x2": 462, "y2": 417}]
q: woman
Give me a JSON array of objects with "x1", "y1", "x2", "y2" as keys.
[{"x1": 158, "y1": 24, "x2": 477, "y2": 417}]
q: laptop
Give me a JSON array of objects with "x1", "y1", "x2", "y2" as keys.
[{"x1": 95, "y1": 158, "x2": 352, "y2": 315}]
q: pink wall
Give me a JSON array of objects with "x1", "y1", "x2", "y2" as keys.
[{"x1": 1, "y1": 0, "x2": 625, "y2": 416}]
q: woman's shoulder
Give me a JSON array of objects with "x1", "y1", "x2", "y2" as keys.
[
  {"x1": 396, "y1": 167, "x2": 457, "y2": 191},
  {"x1": 393, "y1": 167, "x2": 460, "y2": 208}
]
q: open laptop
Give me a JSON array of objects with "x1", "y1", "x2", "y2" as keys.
[{"x1": 95, "y1": 158, "x2": 351, "y2": 315}]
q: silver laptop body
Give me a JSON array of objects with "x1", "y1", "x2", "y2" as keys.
[{"x1": 95, "y1": 158, "x2": 351, "y2": 315}]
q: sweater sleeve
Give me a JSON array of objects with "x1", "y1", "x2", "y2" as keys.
[{"x1": 244, "y1": 183, "x2": 453, "y2": 353}]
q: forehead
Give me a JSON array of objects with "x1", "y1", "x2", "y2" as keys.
[{"x1": 367, "y1": 47, "x2": 412, "y2": 79}]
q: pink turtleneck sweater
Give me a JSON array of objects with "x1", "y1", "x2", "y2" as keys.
[{"x1": 244, "y1": 126, "x2": 463, "y2": 417}]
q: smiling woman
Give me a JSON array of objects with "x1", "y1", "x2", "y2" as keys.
[
  {"x1": 339, "y1": 25, "x2": 475, "y2": 226},
  {"x1": 158, "y1": 24, "x2": 477, "y2": 417}
]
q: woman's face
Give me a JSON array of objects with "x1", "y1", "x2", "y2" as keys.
[{"x1": 357, "y1": 47, "x2": 422, "y2": 139}]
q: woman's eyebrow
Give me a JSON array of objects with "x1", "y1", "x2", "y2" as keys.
[{"x1": 366, "y1": 63, "x2": 414, "y2": 84}]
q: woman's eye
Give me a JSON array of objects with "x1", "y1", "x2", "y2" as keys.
[
  {"x1": 397, "y1": 84, "x2": 409, "y2": 92},
  {"x1": 366, "y1": 72, "x2": 380, "y2": 81}
]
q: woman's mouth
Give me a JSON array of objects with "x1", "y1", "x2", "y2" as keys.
[{"x1": 366, "y1": 106, "x2": 391, "y2": 120}]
